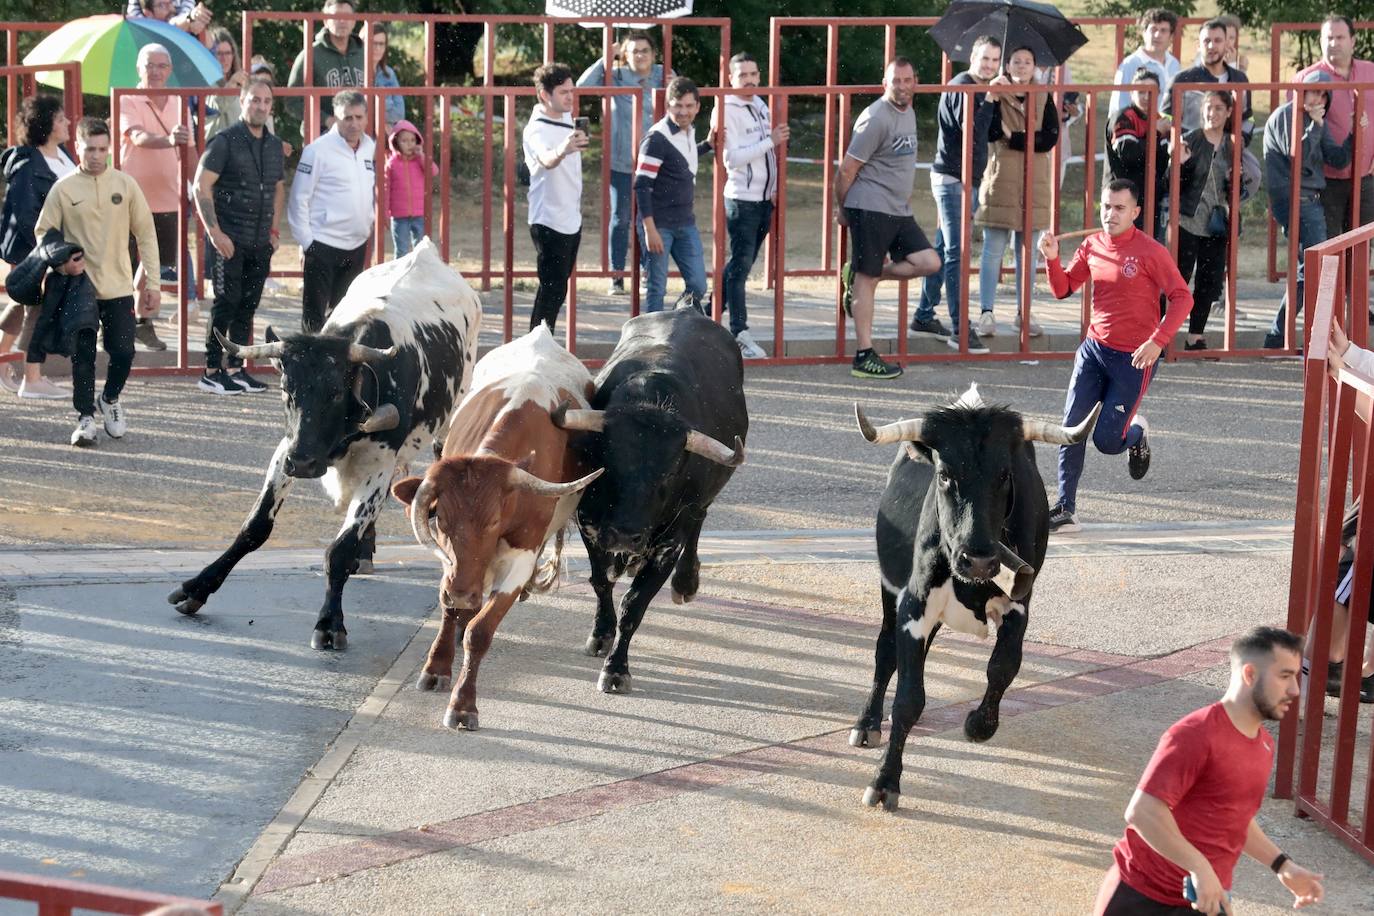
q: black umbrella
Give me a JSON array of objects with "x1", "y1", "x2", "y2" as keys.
[
  {"x1": 930, "y1": 0, "x2": 1088, "y2": 67},
  {"x1": 545, "y1": 0, "x2": 694, "y2": 23}
]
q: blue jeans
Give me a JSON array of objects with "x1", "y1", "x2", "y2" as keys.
[
  {"x1": 610, "y1": 170, "x2": 633, "y2": 273},
  {"x1": 639, "y1": 222, "x2": 706, "y2": 313},
  {"x1": 723, "y1": 198, "x2": 772, "y2": 335},
  {"x1": 1267, "y1": 193, "x2": 1327, "y2": 342},
  {"x1": 391, "y1": 216, "x2": 425, "y2": 257},
  {"x1": 916, "y1": 180, "x2": 977, "y2": 331},
  {"x1": 978, "y1": 226, "x2": 1027, "y2": 316},
  {"x1": 1057, "y1": 337, "x2": 1153, "y2": 513}
]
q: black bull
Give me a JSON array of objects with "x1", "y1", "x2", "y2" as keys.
[
  {"x1": 553, "y1": 308, "x2": 748, "y2": 694},
  {"x1": 850, "y1": 390, "x2": 1101, "y2": 812}
]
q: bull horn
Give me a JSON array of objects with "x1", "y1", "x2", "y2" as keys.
[
  {"x1": 854, "y1": 403, "x2": 924, "y2": 445},
  {"x1": 508, "y1": 465, "x2": 605, "y2": 498},
  {"x1": 996, "y1": 542, "x2": 1036, "y2": 602},
  {"x1": 360, "y1": 404, "x2": 400, "y2": 434},
  {"x1": 685, "y1": 430, "x2": 746, "y2": 467},
  {"x1": 215, "y1": 327, "x2": 283, "y2": 361},
  {"x1": 409, "y1": 476, "x2": 439, "y2": 550},
  {"x1": 347, "y1": 342, "x2": 398, "y2": 364},
  {"x1": 1022, "y1": 402, "x2": 1103, "y2": 445},
  {"x1": 551, "y1": 401, "x2": 606, "y2": 432}
]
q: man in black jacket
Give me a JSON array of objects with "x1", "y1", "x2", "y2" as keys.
[
  {"x1": 910, "y1": 35, "x2": 1000, "y2": 352},
  {"x1": 192, "y1": 77, "x2": 285, "y2": 394},
  {"x1": 1163, "y1": 19, "x2": 1253, "y2": 141}
]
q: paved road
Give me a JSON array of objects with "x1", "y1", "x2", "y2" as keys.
[{"x1": 0, "y1": 358, "x2": 1304, "y2": 547}]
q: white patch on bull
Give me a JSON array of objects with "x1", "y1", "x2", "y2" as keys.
[
  {"x1": 462, "y1": 326, "x2": 594, "y2": 419},
  {"x1": 905, "y1": 580, "x2": 994, "y2": 639},
  {"x1": 323, "y1": 442, "x2": 399, "y2": 512},
  {"x1": 880, "y1": 573, "x2": 904, "y2": 596},
  {"x1": 485, "y1": 542, "x2": 538, "y2": 596},
  {"x1": 954, "y1": 382, "x2": 984, "y2": 410}
]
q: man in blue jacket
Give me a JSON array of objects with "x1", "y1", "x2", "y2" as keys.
[
  {"x1": 578, "y1": 32, "x2": 669, "y2": 296},
  {"x1": 910, "y1": 35, "x2": 1001, "y2": 353}
]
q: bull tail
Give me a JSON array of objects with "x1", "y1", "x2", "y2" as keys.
[{"x1": 527, "y1": 527, "x2": 567, "y2": 594}]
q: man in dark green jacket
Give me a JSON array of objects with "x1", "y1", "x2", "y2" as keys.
[{"x1": 285, "y1": 0, "x2": 364, "y2": 138}]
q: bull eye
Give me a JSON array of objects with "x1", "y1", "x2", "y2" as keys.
[{"x1": 937, "y1": 467, "x2": 951, "y2": 486}]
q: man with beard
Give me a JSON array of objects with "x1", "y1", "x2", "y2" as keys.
[
  {"x1": 1162, "y1": 19, "x2": 1252, "y2": 140},
  {"x1": 1092, "y1": 627, "x2": 1326, "y2": 915},
  {"x1": 193, "y1": 77, "x2": 285, "y2": 394}
]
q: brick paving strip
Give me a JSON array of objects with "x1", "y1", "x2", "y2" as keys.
[{"x1": 248, "y1": 587, "x2": 1234, "y2": 898}]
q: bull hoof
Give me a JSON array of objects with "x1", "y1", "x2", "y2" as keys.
[
  {"x1": 416, "y1": 672, "x2": 451, "y2": 691},
  {"x1": 597, "y1": 670, "x2": 632, "y2": 694},
  {"x1": 443, "y1": 708, "x2": 479, "y2": 730},
  {"x1": 862, "y1": 786, "x2": 900, "y2": 812},
  {"x1": 311, "y1": 630, "x2": 348, "y2": 651},
  {"x1": 671, "y1": 589, "x2": 696, "y2": 605},
  {"x1": 167, "y1": 587, "x2": 204, "y2": 616},
  {"x1": 848, "y1": 726, "x2": 883, "y2": 748},
  {"x1": 584, "y1": 634, "x2": 612, "y2": 657},
  {"x1": 964, "y1": 708, "x2": 999, "y2": 743},
  {"x1": 353, "y1": 558, "x2": 374, "y2": 575}
]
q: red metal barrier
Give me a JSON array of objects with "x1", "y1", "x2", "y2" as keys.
[
  {"x1": 0, "y1": 869, "x2": 222, "y2": 916},
  {"x1": 2, "y1": 21, "x2": 61, "y2": 139},
  {"x1": 1274, "y1": 219, "x2": 1374, "y2": 868}
]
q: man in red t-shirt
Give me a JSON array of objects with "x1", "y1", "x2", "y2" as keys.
[
  {"x1": 1093, "y1": 626, "x2": 1325, "y2": 915},
  {"x1": 1037, "y1": 179, "x2": 1192, "y2": 534}
]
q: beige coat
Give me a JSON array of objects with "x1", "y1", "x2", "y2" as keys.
[{"x1": 974, "y1": 92, "x2": 1058, "y2": 232}]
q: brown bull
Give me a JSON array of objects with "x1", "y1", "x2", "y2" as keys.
[{"x1": 392, "y1": 326, "x2": 600, "y2": 729}]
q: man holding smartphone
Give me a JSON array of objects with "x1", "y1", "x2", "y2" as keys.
[{"x1": 523, "y1": 62, "x2": 588, "y2": 332}]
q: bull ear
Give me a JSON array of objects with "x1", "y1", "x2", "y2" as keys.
[
  {"x1": 391, "y1": 476, "x2": 423, "y2": 506},
  {"x1": 265, "y1": 325, "x2": 280, "y2": 344},
  {"x1": 516, "y1": 450, "x2": 536, "y2": 472},
  {"x1": 902, "y1": 442, "x2": 932, "y2": 464}
]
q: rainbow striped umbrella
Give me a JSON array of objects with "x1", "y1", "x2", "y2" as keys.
[{"x1": 23, "y1": 14, "x2": 220, "y2": 96}]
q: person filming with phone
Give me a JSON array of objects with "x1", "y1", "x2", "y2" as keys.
[{"x1": 523, "y1": 62, "x2": 588, "y2": 333}]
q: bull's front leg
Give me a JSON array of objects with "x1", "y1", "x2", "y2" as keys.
[
  {"x1": 169, "y1": 438, "x2": 295, "y2": 615},
  {"x1": 851, "y1": 587, "x2": 898, "y2": 747},
  {"x1": 416, "y1": 603, "x2": 477, "y2": 692},
  {"x1": 670, "y1": 508, "x2": 706, "y2": 604},
  {"x1": 312, "y1": 470, "x2": 390, "y2": 650},
  {"x1": 580, "y1": 526, "x2": 618, "y2": 657},
  {"x1": 863, "y1": 588, "x2": 934, "y2": 812},
  {"x1": 442, "y1": 548, "x2": 537, "y2": 730},
  {"x1": 353, "y1": 521, "x2": 378, "y2": 575},
  {"x1": 964, "y1": 599, "x2": 1028, "y2": 742},
  {"x1": 598, "y1": 543, "x2": 681, "y2": 694}
]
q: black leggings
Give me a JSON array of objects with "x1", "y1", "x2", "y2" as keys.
[
  {"x1": 529, "y1": 224, "x2": 581, "y2": 332},
  {"x1": 72, "y1": 296, "x2": 136, "y2": 416},
  {"x1": 302, "y1": 240, "x2": 367, "y2": 333},
  {"x1": 1177, "y1": 228, "x2": 1228, "y2": 335}
]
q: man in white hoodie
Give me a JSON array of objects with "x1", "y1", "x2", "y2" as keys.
[
  {"x1": 288, "y1": 89, "x2": 375, "y2": 333},
  {"x1": 717, "y1": 52, "x2": 788, "y2": 360}
]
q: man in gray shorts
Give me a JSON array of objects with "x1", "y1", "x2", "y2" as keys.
[{"x1": 836, "y1": 57, "x2": 940, "y2": 380}]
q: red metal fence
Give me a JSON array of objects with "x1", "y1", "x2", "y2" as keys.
[
  {"x1": 0, "y1": 868, "x2": 222, "y2": 916},
  {"x1": 1275, "y1": 220, "x2": 1374, "y2": 867}
]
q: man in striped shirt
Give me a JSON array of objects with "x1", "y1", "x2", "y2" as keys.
[{"x1": 634, "y1": 77, "x2": 710, "y2": 314}]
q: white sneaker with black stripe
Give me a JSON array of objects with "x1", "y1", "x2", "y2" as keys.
[
  {"x1": 229, "y1": 368, "x2": 268, "y2": 393},
  {"x1": 98, "y1": 396, "x2": 126, "y2": 439},
  {"x1": 70, "y1": 415, "x2": 98, "y2": 447}
]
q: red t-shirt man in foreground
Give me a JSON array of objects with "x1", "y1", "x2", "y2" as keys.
[
  {"x1": 1038, "y1": 179, "x2": 1191, "y2": 534},
  {"x1": 1093, "y1": 626, "x2": 1326, "y2": 915}
]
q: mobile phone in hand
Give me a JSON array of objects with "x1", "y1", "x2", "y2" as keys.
[
  {"x1": 574, "y1": 116, "x2": 590, "y2": 134},
  {"x1": 1182, "y1": 875, "x2": 1229, "y2": 915}
]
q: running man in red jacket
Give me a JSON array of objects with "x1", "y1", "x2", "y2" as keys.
[{"x1": 1038, "y1": 178, "x2": 1193, "y2": 533}]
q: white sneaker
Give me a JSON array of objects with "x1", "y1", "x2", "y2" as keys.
[
  {"x1": 98, "y1": 396, "x2": 126, "y2": 439},
  {"x1": 977, "y1": 311, "x2": 996, "y2": 337},
  {"x1": 71, "y1": 415, "x2": 98, "y2": 447},
  {"x1": 18, "y1": 376, "x2": 70, "y2": 400},
  {"x1": 0, "y1": 365, "x2": 19, "y2": 394},
  {"x1": 735, "y1": 329, "x2": 767, "y2": 360},
  {"x1": 1013, "y1": 312, "x2": 1043, "y2": 337}
]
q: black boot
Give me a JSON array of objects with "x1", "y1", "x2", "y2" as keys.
[{"x1": 1326, "y1": 660, "x2": 1345, "y2": 698}]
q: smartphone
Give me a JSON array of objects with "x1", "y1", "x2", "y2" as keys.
[
  {"x1": 574, "y1": 116, "x2": 590, "y2": 134},
  {"x1": 1182, "y1": 876, "x2": 1229, "y2": 915}
]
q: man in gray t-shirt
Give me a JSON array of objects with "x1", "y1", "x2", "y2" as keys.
[{"x1": 836, "y1": 58, "x2": 939, "y2": 380}]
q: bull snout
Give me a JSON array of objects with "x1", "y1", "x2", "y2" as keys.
[
  {"x1": 284, "y1": 454, "x2": 328, "y2": 479},
  {"x1": 441, "y1": 586, "x2": 483, "y2": 610},
  {"x1": 954, "y1": 549, "x2": 1001, "y2": 582},
  {"x1": 598, "y1": 526, "x2": 648, "y2": 555}
]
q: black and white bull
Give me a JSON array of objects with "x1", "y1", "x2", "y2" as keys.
[
  {"x1": 168, "y1": 239, "x2": 481, "y2": 650},
  {"x1": 553, "y1": 307, "x2": 748, "y2": 693},
  {"x1": 850, "y1": 384, "x2": 1100, "y2": 812}
]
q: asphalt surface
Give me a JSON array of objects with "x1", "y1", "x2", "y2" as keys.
[{"x1": 0, "y1": 357, "x2": 1305, "y2": 547}]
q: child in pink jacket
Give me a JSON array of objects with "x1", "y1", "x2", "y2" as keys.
[{"x1": 385, "y1": 120, "x2": 439, "y2": 257}]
